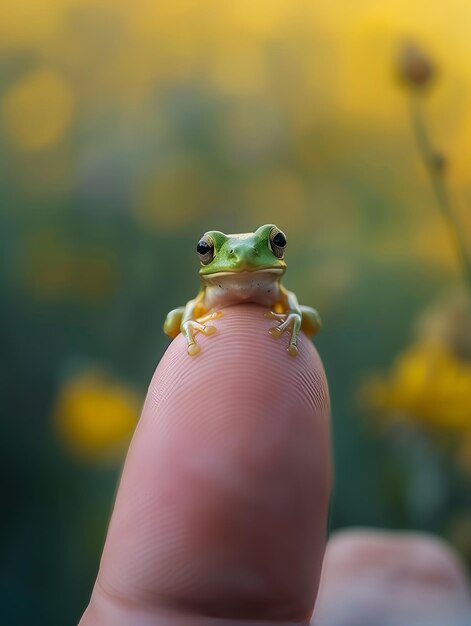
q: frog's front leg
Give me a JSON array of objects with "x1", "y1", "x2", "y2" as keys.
[
  {"x1": 264, "y1": 287, "x2": 302, "y2": 356},
  {"x1": 180, "y1": 295, "x2": 222, "y2": 356},
  {"x1": 164, "y1": 297, "x2": 222, "y2": 355},
  {"x1": 266, "y1": 311, "x2": 302, "y2": 356}
]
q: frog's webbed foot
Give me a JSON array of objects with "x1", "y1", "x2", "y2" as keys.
[
  {"x1": 181, "y1": 311, "x2": 223, "y2": 356},
  {"x1": 264, "y1": 310, "x2": 301, "y2": 357}
]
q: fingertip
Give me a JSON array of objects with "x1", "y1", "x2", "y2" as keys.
[{"x1": 94, "y1": 305, "x2": 332, "y2": 622}]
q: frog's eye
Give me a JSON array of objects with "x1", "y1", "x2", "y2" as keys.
[
  {"x1": 269, "y1": 228, "x2": 287, "y2": 259},
  {"x1": 197, "y1": 236, "x2": 214, "y2": 265}
]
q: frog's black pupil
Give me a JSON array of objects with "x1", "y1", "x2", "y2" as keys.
[
  {"x1": 197, "y1": 240, "x2": 211, "y2": 255},
  {"x1": 273, "y1": 232, "x2": 286, "y2": 247}
]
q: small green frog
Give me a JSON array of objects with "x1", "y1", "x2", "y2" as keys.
[{"x1": 164, "y1": 224, "x2": 321, "y2": 356}]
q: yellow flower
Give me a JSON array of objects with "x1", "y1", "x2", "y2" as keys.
[
  {"x1": 361, "y1": 292, "x2": 471, "y2": 442},
  {"x1": 360, "y1": 339, "x2": 471, "y2": 433},
  {"x1": 54, "y1": 370, "x2": 141, "y2": 461}
]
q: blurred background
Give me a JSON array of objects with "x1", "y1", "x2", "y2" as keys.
[{"x1": 1, "y1": 1, "x2": 471, "y2": 624}]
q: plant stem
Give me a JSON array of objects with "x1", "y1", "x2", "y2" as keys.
[{"x1": 409, "y1": 94, "x2": 471, "y2": 292}]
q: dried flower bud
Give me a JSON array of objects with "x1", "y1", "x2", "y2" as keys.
[{"x1": 397, "y1": 41, "x2": 436, "y2": 89}]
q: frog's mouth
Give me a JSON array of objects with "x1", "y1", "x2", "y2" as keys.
[
  {"x1": 201, "y1": 268, "x2": 283, "y2": 305},
  {"x1": 203, "y1": 268, "x2": 284, "y2": 279}
]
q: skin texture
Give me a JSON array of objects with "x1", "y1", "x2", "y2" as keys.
[
  {"x1": 81, "y1": 305, "x2": 332, "y2": 625},
  {"x1": 80, "y1": 306, "x2": 471, "y2": 625}
]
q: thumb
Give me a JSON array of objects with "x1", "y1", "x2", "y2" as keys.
[{"x1": 80, "y1": 304, "x2": 332, "y2": 625}]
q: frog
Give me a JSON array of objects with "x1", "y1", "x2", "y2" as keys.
[{"x1": 164, "y1": 224, "x2": 321, "y2": 357}]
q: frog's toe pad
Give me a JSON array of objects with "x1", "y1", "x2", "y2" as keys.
[
  {"x1": 188, "y1": 344, "x2": 201, "y2": 356},
  {"x1": 287, "y1": 344, "x2": 298, "y2": 357},
  {"x1": 269, "y1": 326, "x2": 283, "y2": 338},
  {"x1": 204, "y1": 325, "x2": 216, "y2": 336}
]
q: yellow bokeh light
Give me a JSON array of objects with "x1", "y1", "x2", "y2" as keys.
[
  {"x1": 0, "y1": 0, "x2": 67, "y2": 48},
  {"x1": 2, "y1": 68, "x2": 75, "y2": 151},
  {"x1": 54, "y1": 370, "x2": 141, "y2": 461}
]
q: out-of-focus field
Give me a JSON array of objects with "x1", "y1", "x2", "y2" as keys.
[{"x1": 1, "y1": 2, "x2": 470, "y2": 624}]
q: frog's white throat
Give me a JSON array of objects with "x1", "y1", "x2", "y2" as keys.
[{"x1": 202, "y1": 269, "x2": 283, "y2": 309}]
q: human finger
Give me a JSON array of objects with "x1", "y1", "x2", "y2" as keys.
[{"x1": 80, "y1": 304, "x2": 332, "y2": 625}]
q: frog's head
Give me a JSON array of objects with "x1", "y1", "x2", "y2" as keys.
[{"x1": 197, "y1": 224, "x2": 287, "y2": 280}]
